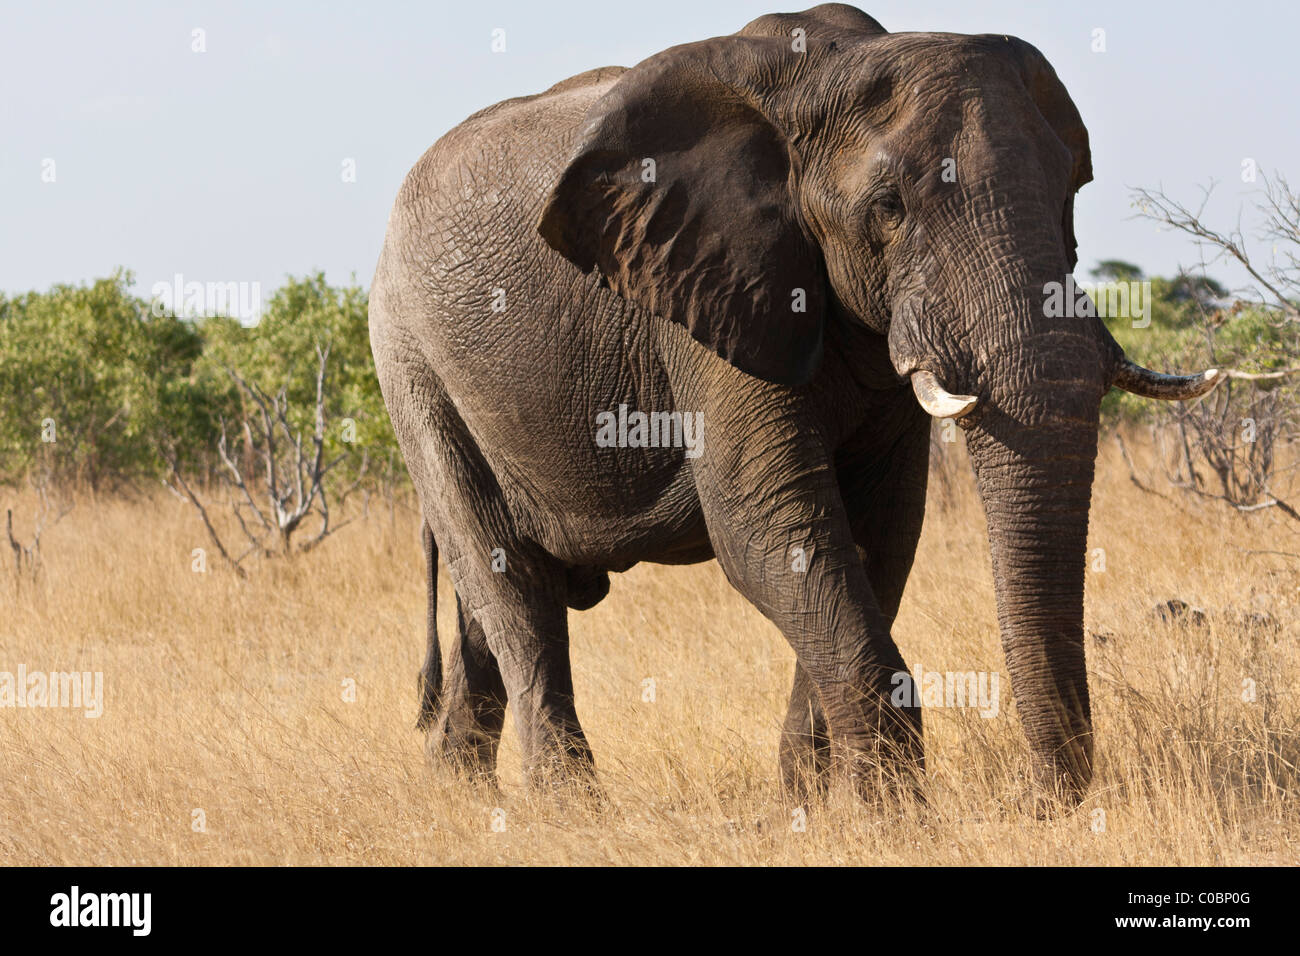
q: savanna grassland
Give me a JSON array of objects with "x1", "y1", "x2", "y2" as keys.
[{"x1": 2, "y1": 431, "x2": 1297, "y2": 866}]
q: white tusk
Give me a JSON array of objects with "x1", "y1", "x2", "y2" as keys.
[
  {"x1": 1112, "y1": 360, "x2": 1224, "y2": 401},
  {"x1": 911, "y1": 370, "x2": 977, "y2": 419}
]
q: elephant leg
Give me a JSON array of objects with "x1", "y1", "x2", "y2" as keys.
[
  {"x1": 424, "y1": 594, "x2": 509, "y2": 778},
  {"x1": 430, "y1": 533, "x2": 595, "y2": 789},
  {"x1": 467, "y1": 557, "x2": 596, "y2": 789},
  {"x1": 435, "y1": 499, "x2": 594, "y2": 787},
  {"x1": 677, "y1": 374, "x2": 923, "y2": 799},
  {"x1": 779, "y1": 661, "x2": 831, "y2": 799},
  {"x1": 780, "y1": 405, "x2": 931, "y2": 798},
  {"x1": 778, "y1": 538, "x2": 916, "y2": 799},
  {"x1": 415, "y1": 518, "x2": 508, "y2": 779},
  {"x1": 391, "y1": 369, "x2": 595, "y2": 790}
]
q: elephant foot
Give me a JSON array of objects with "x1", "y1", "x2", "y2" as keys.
[
  {"x1": 779, "y1": 662, "x2": 831, "y2": 802},
  {"x1": 520, "y1": 717, "x2": 600, "y2": 794},
  {"x1": 781, "y1": 670, "x2": 926, "y2": 805},
  {"x1": 779, "y1": 721, "x2": 832, "y2": 804},
  {"x1": 531, "y1": 765, "x2": 608, "y2": 811},
  {"x1": 424, "y1": 691, "x2": 506, "y2": 784},
  {"x1": 426, "y1": 727, "x2": 496, "y2": 781},
  {"x1": 779, "y1": 735, "x2": 832, "y2": 805},
  {"x1": 836, "y1": 744, "x2": 927, "y2": 807},
  {"x1": 1026, "y1": 755, "x2": 1093, "y2": 815},
  {"x1": 827, "y1": 688, "x2": 927, "y2": 805},
  {"x1": 421, "y1": 593, "x2": 509, "y2": 782}
]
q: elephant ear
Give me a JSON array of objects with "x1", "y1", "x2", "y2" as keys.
[
  {"x1": 1002, "y1": 37, "x2": 1093, "y2": 271},
  {"x1": 536, "y1": 38, "x2": 826, "y2": 386}
]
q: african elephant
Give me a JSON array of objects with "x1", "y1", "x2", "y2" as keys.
[{"x1": 369, "y1": 4, "x2": 1219, "y2": 803}]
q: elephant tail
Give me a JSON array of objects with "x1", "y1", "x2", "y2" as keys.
[{"x1": 416, "y1": 519, "x2": 442, "y2": 730}]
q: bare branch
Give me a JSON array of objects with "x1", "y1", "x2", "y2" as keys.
[
  {"x1": 164, "y1": 450, "x2": 248, "y2": 578},
  {"x1": 1227, "y1": 367, "x2": 1300, "y2": 381},
  {"x1": 1131, "y1": 180, "x2": 1300, "y2": 321},
  {"x1": 217, "y1": 417, "x2": 272, "y2": 532}
]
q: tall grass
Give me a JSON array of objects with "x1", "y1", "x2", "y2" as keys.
[{"x1": 1, "y1": 431, "x2": 1296, "y2": 864}]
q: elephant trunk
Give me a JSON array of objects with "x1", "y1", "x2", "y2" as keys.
[{"x1": 964, "y1": 383, "x2": 1099, "y2": 802}]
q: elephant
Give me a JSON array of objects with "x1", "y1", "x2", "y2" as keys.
[{"x1": 368, "y1": 4, "x2": 1220, "y2": 804}]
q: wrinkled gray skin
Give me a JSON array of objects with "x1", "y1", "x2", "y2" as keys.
[{"x1": 370, "y1": 4, "x2": 1216, "y2": 803}]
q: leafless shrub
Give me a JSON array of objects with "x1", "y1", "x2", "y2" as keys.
[
  {"x1": 1128, "y1": 175, "x2": 1300, "y2": 520},
  {"x1": 1157, "y1": 378, "x2": 1298, "y2": 513},
  {"x1": 164, "y1": 343, "x2": 355, "y2": 576}
]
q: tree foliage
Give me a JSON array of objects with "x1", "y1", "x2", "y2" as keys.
[{"x1": 0, "y1": 271, "x2": 398, "y2": 490}]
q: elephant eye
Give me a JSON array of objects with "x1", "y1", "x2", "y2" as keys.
[{"x1": 872, "y1": 189, "x2": 905, "y2": 224}]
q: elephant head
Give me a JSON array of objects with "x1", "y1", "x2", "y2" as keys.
[{"x1": 538, "y1": 4, "x2": 1219, "y2": 799}]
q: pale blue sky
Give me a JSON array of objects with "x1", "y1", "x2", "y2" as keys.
[{"x1": 2, "y1": 0, "x2": 1295, "y2": 302}]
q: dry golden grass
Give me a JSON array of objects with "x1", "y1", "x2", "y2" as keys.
[{"x1": 1, "y1": 431, "x2": 1297, "y2": 865}]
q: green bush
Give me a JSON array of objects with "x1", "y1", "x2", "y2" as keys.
[
  {"x1": 0, "y1": 271, "x2": 211, "y2": 487},
  {"x1": 0, "y1": 271, "x2": 398, "y2": 489}
]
